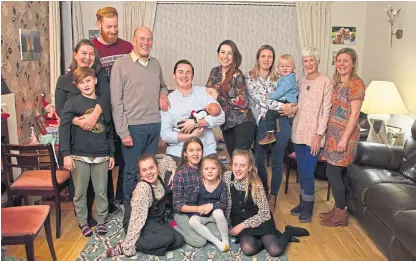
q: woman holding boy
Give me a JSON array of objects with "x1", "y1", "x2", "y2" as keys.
[
  {"x1": 59, "y1": 67, "x2": 114, "y2": 236},
  {"x1": 245, "y1": 45, "x2": 296, "y2": 209}
]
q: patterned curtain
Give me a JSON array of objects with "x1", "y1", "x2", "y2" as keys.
[
  {"x1": 72, "y1": 1, "x2": 84, "y2": 45},
  {"x1": 296, "y1": 2, "x2": 331, "y2": 75},
  {"x1": 123, "y1": 1, "x2": 157, "y2": 41},
  {"x1": 49, "y1": 1, "x2": 61, "y2": 100}
]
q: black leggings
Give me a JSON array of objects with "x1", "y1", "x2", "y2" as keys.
[
  {"x1": 240, "y1": 230, "x2": 293, "y2": 257},
  {"x1": 222, "y1": 121, "x2": 256, "y2": 158},
  {"x1": 326, "y1": 163, "x2": 347, "y2": 209}
]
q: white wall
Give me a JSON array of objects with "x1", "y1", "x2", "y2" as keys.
[
  {"x1": 79, "y1": 1, "x2": 125, "y2": 40},
  {"x1": 362, "y1": 1, "x2": 416, "y2": 113},
  {"x1": 328, "y1": 2, "x2": 367, "y2": 77}
]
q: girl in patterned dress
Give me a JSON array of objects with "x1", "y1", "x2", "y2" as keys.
[
  {"x1": 321, "y1": 48, "x2": 365, "y2": 227},
  {"x1": 224, "y1": 150, "x2": 310, "y2": 257}
]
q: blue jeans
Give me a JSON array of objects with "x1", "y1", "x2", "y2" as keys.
[
  {"x1": 255, "y1": 116, "x2": 291, "y2": 196},
  {"x1": 293, "y1": 143, "x2": 320, "y2": 198},
  {"x1": 122, "y1": 123, "x2": 161, "y2": 208}
]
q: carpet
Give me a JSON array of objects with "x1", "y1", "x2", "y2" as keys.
[
  {"x1": 1, "y1": 248, "x2": 23, "y2": 261},
  {"x1": 76, "y1": 208, "x2": 288, "y2": 261}
]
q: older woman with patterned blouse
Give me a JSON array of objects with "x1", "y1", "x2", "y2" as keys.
[
  {"x1": 290, "y1": 47, "x2": 333, "y2": 223},
  {"x1": 320, "y1": 48, "x2": 365, "y2": 227},
  {"x1": 106, "y1": 155, "x2": 183, "y2": 257},
  {"x1": 245, "y1": 45, "x2": 295, "y2": 209},
  {"x1": 206, "y1": 40, "x2": 257, "y2": 157}
]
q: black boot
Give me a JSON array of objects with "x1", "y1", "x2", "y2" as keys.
[
  {"x1": 299, "y1": 200, "x2": 314, "y2": 223},
  {"x1": 290, "y1": 194, "x2": 303, "y2": 216}
]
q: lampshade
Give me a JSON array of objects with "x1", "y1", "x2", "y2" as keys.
[{"x1": 361, "y1": 81, "x2": 408, "y2": 115}]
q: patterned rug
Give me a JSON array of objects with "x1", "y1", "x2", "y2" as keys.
[{"x1": 76, "y1": 207, "x2": 288, "y2": 261}]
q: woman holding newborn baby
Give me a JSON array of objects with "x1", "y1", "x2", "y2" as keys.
[{"x1": 206, "y1": 40, "x2": 257, "y2": 157}]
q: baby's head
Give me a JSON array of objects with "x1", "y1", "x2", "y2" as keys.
[
  {"x1": 277, "y1": 54, "x2": 296, "y2": 76},
  {"x1": 206, "y1": 103, "x2": 221, "y2": 116}
]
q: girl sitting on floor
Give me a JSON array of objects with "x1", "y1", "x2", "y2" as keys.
[
  {"x1": 188, "y1": 155, "x2": 229, "y2": 252},
  {"x1": 106, "y1": 155, "x2": 184, "y2": 257},
  {"x1": 172, "y1": 137, "x2": 222, "y2": 247},
  {"x1": 224, "y1": 150, "x2": 310, "y2": 257}
]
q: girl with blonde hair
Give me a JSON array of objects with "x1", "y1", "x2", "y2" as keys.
[{"x1": 224, "y1": 150, "x2": 309, "y2": 257}]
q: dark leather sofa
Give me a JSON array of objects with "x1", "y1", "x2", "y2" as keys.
[{"x1": 346, "y1": 120, "x2": 416, "y2": 261}]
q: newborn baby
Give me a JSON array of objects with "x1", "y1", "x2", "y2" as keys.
[{"x1": 176, "y1": 103, "x2": 221, "y2": 132}]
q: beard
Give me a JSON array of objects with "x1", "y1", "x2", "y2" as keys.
[{"x1": 100, "y1": 27, "x2": 118, "y2": 45}]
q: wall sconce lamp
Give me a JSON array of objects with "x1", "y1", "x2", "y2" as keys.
[{"x1": 384, "y1": 6, "x2": 403, "y2": 48}]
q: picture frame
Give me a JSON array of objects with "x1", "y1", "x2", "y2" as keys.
[
  {"x1": 19, "y1": 29, "x2": 41, "y2": 60},
  {"x1": 386, "y1": 125, "x2": 402, "y2": 145},
  {"x1": 331, "y1": 26, "x2": 357, "y2": 45},
  {"x1": 386, "y1": 125, "x2": 402, "y2": 135}
]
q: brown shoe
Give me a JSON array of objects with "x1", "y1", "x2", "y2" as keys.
[
  {"x1": 319, "y1": 206, "x2": 335, "y2": 220},
  {"x1": 259, "y1": 132, "x2": 277, "y2": 145},
  {"x1": 320, "y1": 208, "x2": 348, "y2": 227}
]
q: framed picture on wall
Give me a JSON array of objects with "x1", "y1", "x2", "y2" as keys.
[
  {"x1": 19, "y1": 29, "x2": 41, "y2": 60},
  {"x1": 331, "y1": 26, "x2": 356, "y2": 45}
]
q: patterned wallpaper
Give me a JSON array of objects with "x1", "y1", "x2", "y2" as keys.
[{"x1": 1, "y1": 1, "x2": 50, "y2": 144}]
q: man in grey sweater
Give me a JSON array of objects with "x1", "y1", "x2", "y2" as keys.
[{"x1": 110, "y1": 26, "x2": 170, "y2": 209}]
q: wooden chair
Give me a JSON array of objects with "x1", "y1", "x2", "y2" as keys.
[
  {"x1": 1, "y1": 143, "x2": 70, "y2": 238},
  {"x1": 1, "y1": 205, "x2": 57, "y2": 261},
  {"x1": 284, "y1": 151, "x2": 299, "y2": 194}
]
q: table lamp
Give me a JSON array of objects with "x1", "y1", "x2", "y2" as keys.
[{"x1": 361, "y1": 81, "x2": 408, "y2": 144}]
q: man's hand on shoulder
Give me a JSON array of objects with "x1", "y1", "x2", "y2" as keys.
[{"x1": 159, "y1": 94, "x2": 170, "y2": 112}]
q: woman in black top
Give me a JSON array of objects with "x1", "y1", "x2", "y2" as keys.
[{"x1": 55, "y1": 39, "x2": 110, "y2": 227}]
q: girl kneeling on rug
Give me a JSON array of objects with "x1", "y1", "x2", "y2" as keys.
[
  {"x1": 188, "y1": 155, "x2": 230, "y2": 252},
  {"x1": 172, "y1": 138, "x2": 222, "y2": 247},
  {"x1": 225, "y1": 150, "x2": 310, "y2": 257},
  {"x1": 106, "y1": 155, "x2": 184, "y2": 257}
]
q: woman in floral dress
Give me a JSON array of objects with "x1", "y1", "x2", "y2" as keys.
[{"x1": 321, "y1": 48, "x2": 365, "y2": 227}]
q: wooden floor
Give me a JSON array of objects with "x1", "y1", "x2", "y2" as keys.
[{"x1": 4, "y1": 166, "x2": 388, "y2": 261}]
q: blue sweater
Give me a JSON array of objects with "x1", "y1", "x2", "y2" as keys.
[{"x1": 268, "y1": 72, "x2": 298, "y2": 103}]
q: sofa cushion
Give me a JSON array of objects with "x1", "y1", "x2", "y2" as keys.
[
  {"x1": 364, "y1": 183, "x2": 416, "y2": 258},
  {"x1": 347, "y1": 164, "x2": 414, "y2": 205}
]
